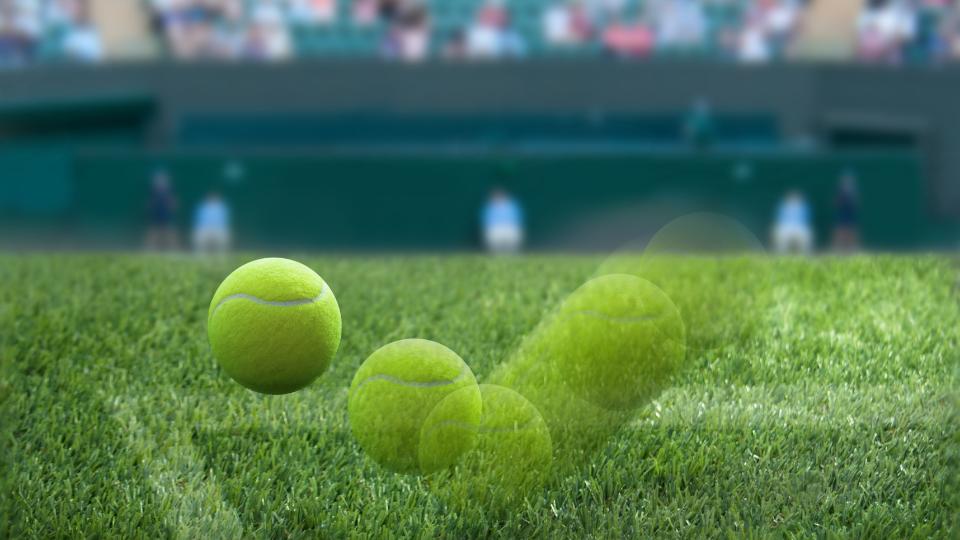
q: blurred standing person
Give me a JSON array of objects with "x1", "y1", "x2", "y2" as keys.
[
  {"x1": 382, "y1": 1, "x2": 430, "y2": 62},
  {"x1": 465, "y1": 4, "x2": 502, "y2": 59},
  {"x1": 0, "y1": 1, "x2": 38, "y2": 67},
  {"x1": 465, "y1": 1, "x2": 527, "y2": 59},
  {"x1": 832, "y1": 170, "x2": 861, "y2": 252},
  {"x1": 602, "y1": 16, "x2": 654, "y2": 58},
  {"x1": 542, "y1": 2, "x2": 571, "y2": 44},
  {"x1": 543, "y1": 0, "x2": 593, "y2": 46},
  {"x1": 60, "y1": 3, "x2": 104, "y2": 63},
  {"x1": 352, "y1": 0, "x2": 378, "y2": 25},
  {"x1": 243, "y1": 3, "x2": 293, "y2": 61},
  {"x1": 482, "y1": 188, "x2": 525, "y2": 254},
  {"x1": 856, "y1": 0, "x2": 918, "y2": 64},
  {"x1": 772, "y1": 190, "x2": 813, "y2": 254},
  {"x1": 193, "y1": 191, "x2": 232, "y2": 255},
  {"x1": 652, "y1": 0, "x2": 708, "y2": 53},
  {"x1": 683, "y1": 97, "x2": 715, "y2": 150},
  {"x1": 765, "y1": 0, "x2": 802, "y2": 57},
  {"x1": 737, "y1": 11, "x2": 773, "y2": 64},
  {"x1": 146, "y1": 169, "x2": 180, "y2": 251}
]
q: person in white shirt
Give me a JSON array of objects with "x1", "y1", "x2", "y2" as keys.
[
  {"x1": 62, "y1": 21, "x2": 102, "y2": 62},
  {"x1": 482, "y1": 188, "x2": 525, "y2": 254},
  {"x1": 772, "y1": 190, "x2": 814, "y2": 254},
  {"x1": 193, "y1": 191, "x2": 232, "y2": 255}
]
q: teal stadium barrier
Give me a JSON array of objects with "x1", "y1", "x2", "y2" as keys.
[
  {"x1": 0, "y1": 83, "x2": 949, "y2": 250},
  {"x1": 177, "y1": 112, "x2": 778, "y2": 148},
  {"x1": 0, "y1": 149, "x2": 927, "y2": 250}
]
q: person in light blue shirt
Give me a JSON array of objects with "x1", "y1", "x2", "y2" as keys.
[
  {"x1": 482, "y1": 188, "x2": 524, "y2": 253},
  {"x1": 772, "y1": 190, "x2": 813, "y2": 254},
  {"x1": 192, "y1": 191, "x2": 231, "y2": 254}
]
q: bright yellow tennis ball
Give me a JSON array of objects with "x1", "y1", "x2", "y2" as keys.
[
  {"x1": 546, "y1": 274, "x2": 686, "y2": 411},
  {"x1": 348, "y1": 339, "x2": 481, "y2": 475},
  {"x1": 207, "y1": 258, "x2": 341, "y2": 395}
]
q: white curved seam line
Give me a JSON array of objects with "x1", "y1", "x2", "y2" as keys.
[
  {"x1": 353, "y1": 365, "x2": 470, "y2": 393},
  {"x1": 212, "y1": 282, "x2": 328, "y2": 316},
  {"x1": 559, "y1": 309, "x2": 665, "y2": 323}
]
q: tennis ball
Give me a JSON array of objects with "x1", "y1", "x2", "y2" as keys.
[
  {"x1": 545, "y1": 274, "x2": 686, "y2": 411},
  {"x1": 207, "y1": 258, "x2": 341, "y2": 395},
  {"x1": 417, "y1": 384, "x2": 483, "y2": 475},
  {"x1": 424, "y1": 384, "x2": 552, "y2": 509},
  {"x1": 348, "y1": 339, "x2": 481, "y2": 475},
  {"x1": 597, "y1": 213, "x2": 770, "y2": 351}
]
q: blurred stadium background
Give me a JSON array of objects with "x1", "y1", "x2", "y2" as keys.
[{"x1": 1, "y1": 0, "x2": 958, "y2": 252}]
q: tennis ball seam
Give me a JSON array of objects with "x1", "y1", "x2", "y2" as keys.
[
  {"x1": 210, "y1": 282, "x2": 329, "y2": 318},
  {"x1": 352, "y1": 364, "x2": 471, "y2": 393}
]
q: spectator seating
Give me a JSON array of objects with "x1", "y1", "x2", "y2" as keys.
[
  {"x1": 5, "y1": 0, "x2": 958, "y2": 65},
  {"x1": 284, "y1": 0, "x2": 749, "y2": 59}
]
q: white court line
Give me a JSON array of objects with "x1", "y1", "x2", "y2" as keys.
[{"x1": 106, "y1": 392, "x2": 244, "y2": 539}]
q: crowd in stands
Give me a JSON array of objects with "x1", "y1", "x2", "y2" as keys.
[
  {"x1": 145, "y1": 0, "x2": 811, "y2": 63},
  {"x1": 148, "y1": 0, "x2": 325, "y2": 61},
  {"x1": 540, "y1": 0, "x2": 806, "y2": 63},
  {"x1": 0, "y1": 0, "x2": 102, "y2": 67},
  {"x1": 856, "y1": 0, "x2": 960, "y2": 64},
  {"x1": 2, "y1": 0, "x2": 960, "y2": 66}
]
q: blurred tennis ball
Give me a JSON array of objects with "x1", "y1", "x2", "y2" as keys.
[
  {"x1": 418, "y1": 385, "x2": 483, "y2": 475},
  {"x1": 544, "y1": 274, "x2": 686, "y2": 411},
  {"x1": 207, "y1": 258, "x2": 341, "y2": 395},
  {"x1": 348, "y1": 339, "x2": 481, "y2": 475},
  {"x1": 424, "y1": 384, "x2": 552, "y2": 510},
  {"x1": 598, "y1": 212, "x2": 769, "y2": 350}
]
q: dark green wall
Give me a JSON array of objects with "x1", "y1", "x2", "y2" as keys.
[
  {"x1": 14, "y1": 150, "x2": 921, "y2": 251},
  {"x1": 1, "y1": 62, "x2": 957, "y2": 217}
]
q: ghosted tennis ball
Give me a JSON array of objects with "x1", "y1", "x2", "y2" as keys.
[
  {"x1": 597, "y1": 212, "x2": 769, "y2": 350},
  {"x1": 418, "y1": 385, "x2": 483, "y2": 474},
  {"x1": 207, "y1": 258, "x2": 341, "y2": 395},
  {"x1": 546, "y1": 274, "x2": 686, "y2": 411},
  {"x1": 642, "y1": 212, "x2": 764, "y2": 255},
  {"x1": 348, "y1": 339, "x2": 481, "y2": 475},
  {"x1": 425, "y1": 384, "x2": 552, "y2": 509}
]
